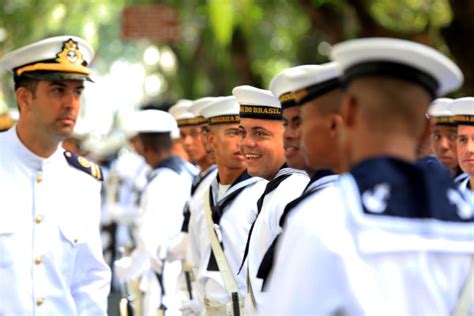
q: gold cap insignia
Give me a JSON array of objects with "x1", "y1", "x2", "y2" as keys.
[{"x1": 56, "y1": 39, "x2": 84, "y2": 66}]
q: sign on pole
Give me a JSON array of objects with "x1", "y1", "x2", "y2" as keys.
[{"x1": 121, "y1": 5, "x2": 180, "y2": 43}]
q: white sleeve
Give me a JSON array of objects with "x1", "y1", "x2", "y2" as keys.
[{"x1": 188, "y1": 199, "x2": 201, "y2": 275}]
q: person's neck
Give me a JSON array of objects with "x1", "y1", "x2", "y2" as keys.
[
  {"x1": 469, "y1": 176, "x2": 474, "y2": 192},
  {"x1": 16, "y1": 121, "x2": 60, "y2": 158},
  {"x1": 217, "y1": 165, "x2": 246, "y2": 185},
  {"x1": 449, "y1": 166, "x2": 460, "y2": 178},
  {"x1": 147, "y1": 151, "x2": 172, "y2": 168},
  {"x1": 198, "y1": 157, "x2": 214, "y2": 173},
  {"x1": 350, "y1": 133, "x2": 417, "y2": 167}
]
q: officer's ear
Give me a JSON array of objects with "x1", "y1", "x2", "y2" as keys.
[{"x1": 16, "y1": 87, "x2": 33, "y2": 112}]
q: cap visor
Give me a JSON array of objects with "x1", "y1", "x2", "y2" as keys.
[{"x1": 23, "y1": 71, "x2": 93, "y2": 82}]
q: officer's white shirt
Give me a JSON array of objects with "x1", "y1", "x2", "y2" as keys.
[
  {"x1": 244, "y1": 171, "x2": 309, "y2": 313},
  {"x1": 0, "y1": 127, "x2": 111, "y2": 316},
  {"x1": 189, "y1": 175, "x2": 267, "y2": 304},
  {"x1": 262, "y1": 174, "x2": 474, "y2": 316}
]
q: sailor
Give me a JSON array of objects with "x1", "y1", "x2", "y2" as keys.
[
  {"x1": 114, "y1": 109, "x2": 193, "y2": 315},
  {"x1": 427, "y1": 98, "x2": 467, "y2": 182},
  {"x1": 167, "y1": 98, "x2": 218, "y2": 308},
  {"x1": 254, "y1": 63, "x2": 346, "y2": 303},
  {"x1": 451, "y1": 97, "x2": 474, "y2": 196},
  {"x1": 187, "y1": 96, "x2": 267, "y2": 316},
  {"x1": 233, "y1": 85, "x2": 309, "y2": 314},
  {"x1": 269, "y1": 63, "x2": 345, "y2": 191},
  {"x1": 188, "y1": 96, "x2": 220, "y2": 158},
  {"x1": 0, "y1": 35, "x2": 110, "y2": 315},
  {"x1": 262, "y1": 37, "x2": 474, "y2": 315},
  {"x1": 169, "y1": 99, "x2": 214, "y2": 173}
]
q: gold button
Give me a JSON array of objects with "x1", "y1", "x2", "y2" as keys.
[
  {"x1": 34, "y1": 256, "x2": 43, "y2": 265},
  {"x1": 36, "y1": 297, "x2": 44, "y2": 306},
  {"x1": 35, "y1": 215, "x2": 43, "y2": 224},
  {"x1": 35, "y1": 175, "x2": 43, "y2": 183}
]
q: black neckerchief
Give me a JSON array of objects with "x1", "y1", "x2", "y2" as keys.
[
  {"x1": 181, "y1": 165, "x2": 217, "y2": 233},
  {"x1": 207, "y1": 170, "x2": 255, "y2": 271},
  {"x1": 238, "y1": 164, "x2": 298, "y2": 274},
  {"x1": 191, "y1": 165, "x2": 217, "y2": 195}
]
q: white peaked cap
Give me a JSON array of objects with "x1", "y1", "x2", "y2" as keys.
[
  {"x1": 0, "y1": 35, "x2": 94, "y2": 81},
  {"x1": 232, "y1": 85, "x2": 280, "y2": 107},
  {"x1": 451, "y1": 97, "x2": 474, "y2": 126},
  {"x1": 330, "y1": 37, "x2": 463, "y2": 97}
]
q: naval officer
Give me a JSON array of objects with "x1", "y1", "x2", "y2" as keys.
[{"x1": 0, "y1": 36, "x2": 111, "y2": 315}]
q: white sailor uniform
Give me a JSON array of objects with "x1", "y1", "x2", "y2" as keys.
[
  {"x1": 189, "y1": 171, "x2": 267, "y2": 312},
  {"x1": 240, "y1": 166, "x2": 309, "y2": 314},
  {"x1": 120, "y1": 156, "x2": 193, "y2": 316},
  {"x1": 0, "y1": 127, "x2": 111, "y2": 315},
  {"x1": 262, "y1": 157, "x2": 474, "y2": 316}
]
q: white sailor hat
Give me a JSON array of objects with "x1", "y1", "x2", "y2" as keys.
[
  {"x1": 189, "y1": 97, "x2": 220, "y2": 125},
  {"x1": 233, "y1": 85, "x2": 281, "y2": 120},
  {"x1": 330, "y1": 38, "x2": 463, "y2": 98},
  {"x1": 451, "y1": 97, "x2": 474, "y2": 126},
  {"x1": 0, "y1": 35, "x2": 94, "y2": 82},
  {"x1": 125, "y1": 109, "x2": 178, "y2": 135},
  {"x1": 200, "y1": 96, "x2": 240, "y2": 125},
  {"x1": 427, "y1": 98, "x2": 454, "y2": 125},
  {"x1": 168, "y1": 99, "x2": 200, "y2": 127},
  {"x1": 269, "y1": 63, "x2": 342, "y2": 109}
]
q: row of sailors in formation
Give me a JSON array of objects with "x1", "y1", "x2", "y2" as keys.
[
  {"x1": 6, "y1": 34, "x2": 469, "y2": 316},
  {"x1": 105, "y1": 38, "x2": 474, "y2": 316}
]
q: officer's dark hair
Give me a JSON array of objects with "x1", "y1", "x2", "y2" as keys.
[
  {"x1": 14, "y1": 76, "x2": 38, "y2": 96},
  {"x1": 139, "y1": 132, "x2": 172, "y2": 154}
]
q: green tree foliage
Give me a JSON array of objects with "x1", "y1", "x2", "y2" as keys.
[{"x1": 1, "y1": 0, "x2": 472, "y2": 108}]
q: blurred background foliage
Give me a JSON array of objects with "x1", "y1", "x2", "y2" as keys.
[{"x1": 1, "y1": 0, "x2": 473, "y2": 130}]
